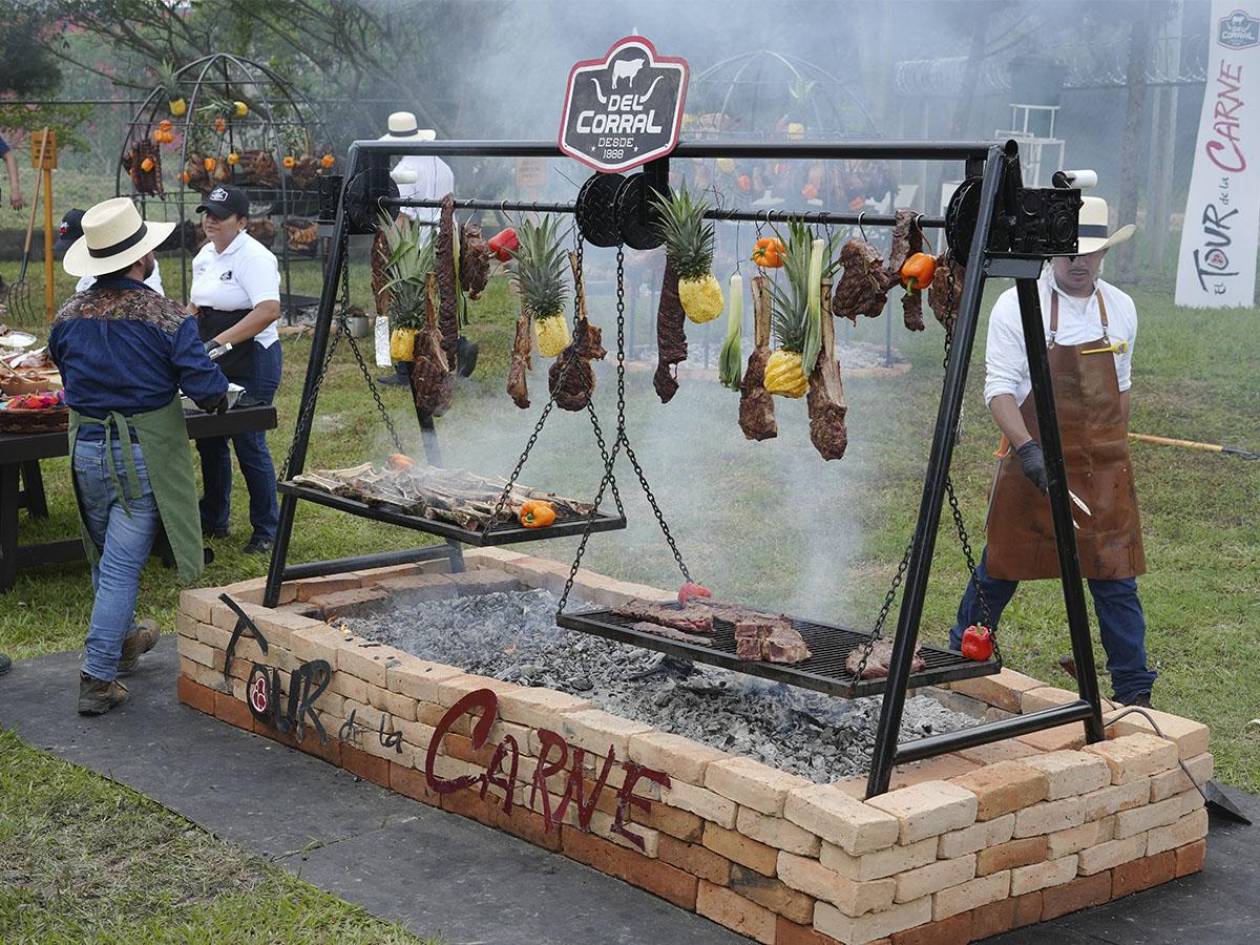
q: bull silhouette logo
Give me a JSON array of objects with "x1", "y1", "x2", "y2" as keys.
[
  {"x1": 1219, "y1": 10, "x2": 1260, "y2": 48},
  {"x1": 560, "y1": 35, "x2": 690, "y2": 174}
]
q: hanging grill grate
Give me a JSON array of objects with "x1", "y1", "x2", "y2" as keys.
[{"x1": 557, "y1": 605, "x2": 999, "y2": 700}]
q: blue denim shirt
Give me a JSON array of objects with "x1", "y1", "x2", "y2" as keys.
[{"x1": 49, "y1": 276, "x2": 227, "y2": 419}]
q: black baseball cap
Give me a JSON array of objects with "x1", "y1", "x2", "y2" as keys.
[
  {"x1": 196, "y1": 184, "x2": 249, "y2": 219},
  {"x1": 54, "y1": 208, "x2": 86, "y2": 254}
]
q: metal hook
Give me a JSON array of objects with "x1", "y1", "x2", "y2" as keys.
[{"x1": 857, "y1": 211, "x2": 868, "y2": 242}]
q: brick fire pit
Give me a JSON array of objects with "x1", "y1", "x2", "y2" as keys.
[{"x1": 176, "y1": 550, "x2": 1210, "y2": 945}]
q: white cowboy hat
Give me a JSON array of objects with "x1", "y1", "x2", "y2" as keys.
[
  {"x1": 1074, "y1": 195, "x2": 1136, "y2": 255},
  {"x1": 63, "y1": 198, "x2": 175, "y2": 278},
  {"x1": 380, "y1": 111, "x2": 436, "y2": 142}
]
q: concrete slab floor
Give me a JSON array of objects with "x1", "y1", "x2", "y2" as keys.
[{"x1": 0, "y1": 638, "x2": 1253, "y2": 945}]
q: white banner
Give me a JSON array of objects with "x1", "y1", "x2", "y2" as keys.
[{"x1": 1176, "y1": 2, "x2": 1260, "y2": 307}]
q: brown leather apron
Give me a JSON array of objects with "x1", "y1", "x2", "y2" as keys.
[{"x1": 985, "y1": 290, "x2": 1145, "y2": 581}]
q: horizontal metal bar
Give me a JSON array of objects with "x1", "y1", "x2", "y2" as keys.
[
  {"x1": 352, "y1": 138, "x2": 998, "y2": 161},
  {"x1": 280, "y1": 545, "x2": 454, "y2": 582},
  {"x1": 383, "y1": 196, "x2": 945, "y2": 229},
  {"x1": 892, "y1": 701, "x2": 1096, "y2": 766}
]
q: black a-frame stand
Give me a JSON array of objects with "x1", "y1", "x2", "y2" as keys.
[{"x1": 264, "y1": 136, "x2": 1106, "y2": 798}]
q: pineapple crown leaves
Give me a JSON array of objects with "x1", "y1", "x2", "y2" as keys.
[
  {"x1": 650, "y1": 186, "x2": 715, "y2": 280},
  {"x1": 377, "y1": 213, "x2": 435, "y2": 328},
  {"x1": 509, "y1": 215, "x2": 569, "y2": 320},
  {"x1": 768, "y1": 220, "x2": 841, "y2": 352}
]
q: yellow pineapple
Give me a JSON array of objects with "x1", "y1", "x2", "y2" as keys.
[
  {"x1": 653, "y1": 187, "x2": 723, "y2": 323},
  {"x1": 509, "y1": 216, "x2": 571, "y2": 357},
  {"x1": 766, "y1": 222, "x2": 832, "y2": 398}
]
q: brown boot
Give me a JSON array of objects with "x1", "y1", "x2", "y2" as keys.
[
  {"x1": 78, "y1": 673, "x2": 129, "y2": 716},
  {"x1": 118, "y1": 620, "x2": 160, "y2": 675}
]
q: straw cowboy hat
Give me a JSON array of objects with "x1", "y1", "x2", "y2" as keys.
[
  {"x1": 1074, "y1": 196, "x2": 1136, "y2": 255},
  {"x1": 63, "y1": 198, "x2": 174, "y2": 278},
  {"x1": 380, "y1": 111, "x2": 436, "y2": 142}
]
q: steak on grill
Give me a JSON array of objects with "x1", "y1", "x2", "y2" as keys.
[
  {"x1": 631, "y1": 621, "x2": 715, "y2": 647},
  {"x1": 506, "y1": 299, "x2": 532, "y2": 409},
  {"x1": 832, "y1": 239, "x2": 890, "y2": 322},
  {"x1": 734, "y1": 615, "x2": 812, "y2": 664},
  {"x1": 845, "y1": 640, "x2": 926, "y2": 680},
  {"x1": 614, "y1": 601, "x2": 715, "y2": 634},
  {"x1": 436, "y1": 194, "x2": 460, "y2": 367},
  {"x1": 654, "y1": 261, "x2": 687, "y2": 403},
  {"x1": 807, "y1": 277, "x2": 848, "y2": 461},
  {"x1": 739, "y1": 275, "x2": 777, "y2": 441}
]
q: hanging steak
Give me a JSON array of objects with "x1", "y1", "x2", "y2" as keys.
[
  {"x1": 654, "y1": 261, "x2": 687, "y2": 403},
  {"x1": 507, "y1": 300, "x2": 532, "y2": 409},
  {"x1": 734, "y1": 615, "x2": 811, "y2": 664},
  {"x1": 928, "y1": 249, "x2": 964, "y2": 335},
  {"x1": 411, "y1": 273, "x2": 454, "y2": 417},
  {"x1": 832, "y1": 239, "x2": 889, "y2": 322},
  {"x1": 886, "y1": 210, "x2": 926, "y2": 332},
  {"x1": 436, "y1": 194, "x2": 460, "y2": 368},
  {"x1": 739, "y1": 275, "x2": 777, "y2": 441},
  {"x1": 808, "y1": 278, "x2": 848, "y2": 461},
  {"x1": 845, "y1": 640, "x2": 926, "y2": 680},
  {"x1": 460, "y1": 221, "x2": 491, "y2": 300},
  {"x1": 548, "y1": 319, "x2": 605, "y2": 412},
  {"x1": 614, "y1": 601, "x2": 715, "y2": 634},
  {"x1": 371, "y1": 228, "x2": 392, "y2": 316}
]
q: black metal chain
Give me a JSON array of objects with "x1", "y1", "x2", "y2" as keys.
[{"x1": 344, "y1": 323, "x2": 406, "y2": 456}]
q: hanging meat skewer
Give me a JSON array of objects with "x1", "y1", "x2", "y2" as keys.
[
  {"x1": 832, "y1": 238, "x2": 890, "y2": 322},
  {"x1": 506, "y1": 296, "x2": 532, "y2": 410},
  {"x1": 653, "y1": 261, "x2": 688, "y2": 403},
  {"x1": 807, "y1": 277, "x2": 848, "y2": 461},
  {"x1": 459, "y1": 221, "x2": 491, "y2": 300},
  {"x1": 548, "y1": 251, "x2": 606, "y2": 412},
  {"x1": 370, "y1": 228, "x2": 392, "y2": 320},
  {"x1": 411, "y1": 272, "x2": 454, "y2": 417},
  {"x1": 739, "y1": 275, "x2": 777, "y2": 441},
  {"x1": 928, "y1": 248, "x2": 965, "y2": 335},
  {"x1": 886, "y1": 210, "x2": 927, "y2": 332},
  {"x1": 435, "y1": 195, "x2": 461, "y2": 366}
]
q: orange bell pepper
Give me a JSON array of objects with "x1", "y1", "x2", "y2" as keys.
[
  {"x1": 752, "y1": 236, "x2": 785, "y2": 268},
  {"x1": 900, "y1": 252, "x2": 937, "y2": 293},
  {"x1": 519, "y1": 500, "x2": 556, "y2": 529}
]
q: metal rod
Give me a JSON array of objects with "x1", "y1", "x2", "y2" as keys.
[
  {"x1": 352, "y1": 138, "x2": 997, "y2": 161},
  {"x1": 865, "y1": 144, "x2": 1008, "y2": 800},
  {"x1": 263, "y1": 152, "x2": 356, "y2": 608},
  {"x1": 280, "y1": 545, "x2": 455, "y2": 582},
  {"x1": 383, "y1": 195, "x2": 945, "y2": 229},
  {"x1": 895, "y1": 701, "x2": 1097, "y2": 764}
]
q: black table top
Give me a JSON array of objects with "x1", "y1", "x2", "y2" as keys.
[{"x1": 0, "y1": 405, "x2": 278, "y2": 465}]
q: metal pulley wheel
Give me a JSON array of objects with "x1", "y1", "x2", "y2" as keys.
[
  {"x1": 575, "y1": 172, "x2": 625, "y2": 247},
  {"x1": 615, "y1": 173, "x2": 664, "y2": 251},
  {"x1": 342, "y1": 169, "x2": 399, "y2": 235}
]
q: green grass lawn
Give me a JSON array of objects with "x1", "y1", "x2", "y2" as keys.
[{"x1": 2, "y1": 247, "x2": 1258, "y2": 941}]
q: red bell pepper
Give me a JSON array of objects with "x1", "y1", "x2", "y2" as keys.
[
  {"x1": 488, "y1": 227, "x2": 520, "y2": 263},
  {"x1": 678, "y1": 581, "x2": 712, "y2": 605},
  {"x1": 960, "y1": 624, "x2": 994, "y2": 661}
]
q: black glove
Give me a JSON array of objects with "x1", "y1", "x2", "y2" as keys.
[
  {"x1": 204, "y1": 340, "x2": 232, "y2": 361},
  {"x1": 194, "y1": 393, "x2": 229, "y2": 415},
  {"x1": 1016, "y1": 440, "x2": 1048, "y2": 494}
]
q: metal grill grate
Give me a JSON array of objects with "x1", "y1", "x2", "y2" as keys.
[
  {"x1": 277, "y1": 481, "x2": 627, "y2": 547},
  {"x1": 557, "y1": 606, "x2": 999, "y2": 699}
]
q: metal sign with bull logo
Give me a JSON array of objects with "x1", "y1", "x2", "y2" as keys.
[{"x1": 558, "y1": 35, "x2": 688, "y2": 173}]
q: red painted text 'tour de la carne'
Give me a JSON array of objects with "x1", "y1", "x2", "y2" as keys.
[
  {"x1": 1207, "y1": 60, "x2": 1247, "y2": 172},
  {"x1": 424, "y1": 689, "x2": 671, "y2": 851}
]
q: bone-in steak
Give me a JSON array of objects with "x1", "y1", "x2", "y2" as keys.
[
  {"x1": 614, "y1": 601, "x2": 715, "y2": 634},
  {"x1": 845, "y1": 640, "x2": 926, "y2": 679}
]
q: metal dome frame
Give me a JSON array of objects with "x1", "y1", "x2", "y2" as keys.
[{"x1": 116, "y1": 53, "x2": 334, "y2": 309}]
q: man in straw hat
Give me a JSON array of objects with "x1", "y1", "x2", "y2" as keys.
[
  {"x1": 51, "y1": 197, "x2": 228, "y2": 715},
  {"x1": 950, "y1": 194, "x2": 1157, "y2": 707}
]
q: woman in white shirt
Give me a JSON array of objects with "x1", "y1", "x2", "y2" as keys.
[{"x1": 188, "y1": 185, "x2": 283, "y2": 554}]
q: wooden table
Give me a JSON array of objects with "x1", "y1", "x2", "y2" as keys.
[{"x1": 0, "y1": 405, "x2": 277, "y2": 592}]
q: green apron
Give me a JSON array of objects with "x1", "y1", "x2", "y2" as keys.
[{"x1": 68, "y1": 396, "x2": 205, "y2": 583}]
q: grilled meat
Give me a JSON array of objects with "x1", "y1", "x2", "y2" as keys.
[
  {"x1": 436, "y1": 194, "x2": 460, "y2": 368},
  {"x1": 631, "y1": 621, "x2": 715, "y2": 647},
  {"x1": 832, "y1": 239, "x2": 890, "y2": 322},
  {"x1": 886, "y1": 210, "x2": 926, "y2": 332},
  {"x1": 764, "y1": 622, "x2": 813, "y2": 664},
  {"x1": 549, "y1": 319, "x2": 605, "y2": 412},
  {"x1": 654, "y1": 261, "x2": 688, "y2": 403},
  {"x1": 614, "y1": 601, "x2": 715, "y2": 634},
  {"x1": 507, "y1": 299, "x2": 532, "y2": 409},
  {"x1": 734, "y1": 615, "x2": 811, "y2": 664},
  {"x1": 371, "y1": 228, "x2": 392, "y2": 317},
  {"x1": 928, "y1": 249, "x2": 964, "y2": 335},
  {"x1": 844, "y1": 640, "x2": 926, "y2": 679},
  {"x1": 460, "y1": 221, "x2": 491, "y2": 300},
  {"x1": 411, "y1": 273, "x2": 453, "y2": 417},
  {"x1": 739, "y1": 275, "x2": 777, "y2": 441},
  {"x1": 807, "y1": 278, "x2": 848, "y2": 461}
]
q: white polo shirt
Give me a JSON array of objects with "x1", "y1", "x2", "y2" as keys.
[
  {"x1": 77, "y1": 258, "x2": 165, "y2": 295},
  {"x1": 395, "y1": 154, "x2": 454, "y2": 223},
  {"x1": 984, "y1": 270, "x2": 1137, "y2": 407},
  {"x1": 190, "y1": 231, "x2": 282, "y2": 348}
]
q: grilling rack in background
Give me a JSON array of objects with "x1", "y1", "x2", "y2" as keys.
[
  {"x1": 556, "y1": 606, "x2": 999, "y2": 700},
  {"x1": 267, "y1": 136, "x2": 1107, "y2": 801}
]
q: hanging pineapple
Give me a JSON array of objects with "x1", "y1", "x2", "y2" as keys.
[
  {"x1": 378, "y1": 214, "x2": 436, "y2": 362},
  {"x1": 652, "y1": 187, "x2": 723, "y2": 323},
  {"x1": 155, "y1": 62, "x2": 186, "y2": 117},
  {"x1": 509, "y1": 216, "x2": 570, "y2": 357},
  {"x1": 765, "y1": 221, "x2": 840, "y2": 398}
]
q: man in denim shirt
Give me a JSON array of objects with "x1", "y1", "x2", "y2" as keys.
[{"x1": 51, "y1": 198, "x2": 227, "y2": 715}]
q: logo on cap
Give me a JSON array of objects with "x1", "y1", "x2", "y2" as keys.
[{"x1": 209, "y1": 187, "x2": 229, "y2": 202}]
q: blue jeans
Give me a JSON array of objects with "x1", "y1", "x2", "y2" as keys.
[
  {"x1": 197, "y1": 341, "x2": 281, "y2": 542},
  {"x1": 73, "y1": 436, "x2": 160, "y2": 682},
  {"x1": 950, "y1": 547, "x2": 1157, "y2": 703}
]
